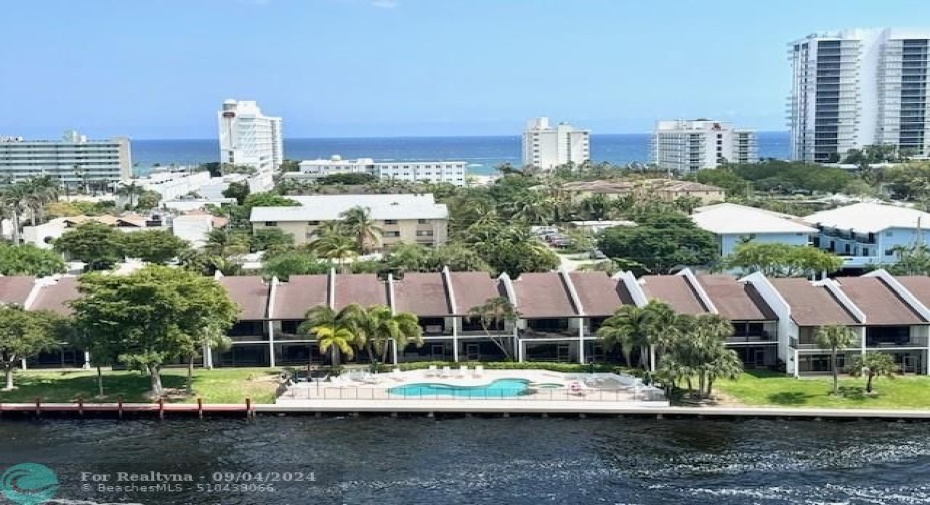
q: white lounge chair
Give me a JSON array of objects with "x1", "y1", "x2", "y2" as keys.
[
  {"x1": 425, "y1": 365, "x2": 438, "y2": 377},
  {"x1": 391, "y1": 368, "x2": 404, "y2": 382},
  {"x1": 457, "y1": 365, "x2": 468, "y2": 378},
  {"x1": 473, "y1": 365, "x2": 484, "y2": 378},
  {"x1": 441, "y1": 366, "x2": 452, "y2": 378}
]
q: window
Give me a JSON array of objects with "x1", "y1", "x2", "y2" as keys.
[
  {"x1": 384, "y1": 219, "x2": 398, "y2": 225},
  {"x1": 384, "y1": 231, "x2": 400, "y2": 238},
  {"x1": 885, "y1": 249, "x2": 895, "y2": 256},
  {"x1": 264, "y1": 221, "x2": 277, "y2": 226},
  {"x1": 307, "y1": 220, "x2": 320, "y2": 225},
  {"x1": 885, "y1": 231, "x2": 894, "y2": 237},
  {"x1": 416, "y1": 230, "x2": 433, "y2": 237},
  {"x1": 418, "y1": 219, "x2": 431, "y2": 224}
]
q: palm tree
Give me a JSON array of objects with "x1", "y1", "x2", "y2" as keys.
[
  {"x1": 0, "y1": 181, "x2": 31, "y2": 244},
  {"x1": 203, "y1": 229, "x2": 249, "y2": 257},
  {"x1": 815, "y1": 325, "x2": 859, "y2": 395},
  {"x1": 23, "y1": 176, "x2": 60, "y2": 226},
  {"x1": 847, "y1": 352, "x2": 898, "y2": 394},
  {"x1": 348, "y1": 305, "x2": 424, "y2": 364},
  {"x1": 596, "y1": 305, "x2": 651, "y2": 369},
  {"x1": 309, "y1": 233, "x2": 357, "y2": 273},
  {"x1": 339, "y1": 206, "x2": 382, "y2": 253},
  {"x1": 466, "y1": 297, "x2": 520, "y2": 360},
  {"x1": 116, "y1": 181, "x2": 145, "y2": 209},
  {"x1": 297, "y1": 305, "x2": 360, "y2": 366}
]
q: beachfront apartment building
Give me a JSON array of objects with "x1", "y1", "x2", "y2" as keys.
[
  {"x1": 788, "y1": 28, "x2": 930, "y2": 162},
  {"x1": 284, "y1": 156, "x2": 468, "y2": 186},
  {"x1": 7, "y1": 268, "x2": 930, "y2": 376},
  {"x1": 651, "y1": 120, "x2": 757, "y2": 172},
  {"x1": 0, "y1": 131, "x2": 132, "y2": 189},
  {"x1": 249, "y1": 194, "x2": 449, "y2": 248},
  {"x1": 691, "y1": 203, "x2": 817, "y2": 257},
  {"x1": 522, "y1": 117, "x2": 590, "y2": 170},
  {"x1": 802, "y1": 202, "x2": 930, "y2": 270},
  {"x1": 218, "y1": 99, "x2": 283, "y2": 190}
]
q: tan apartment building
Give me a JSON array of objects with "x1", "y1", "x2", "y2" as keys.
[
  {"x1": 249, "y1": 194, "x2": 449, "y2": 248},
  {"x1": 561, "y1": 179, "x2": 725, "y2": 204}
]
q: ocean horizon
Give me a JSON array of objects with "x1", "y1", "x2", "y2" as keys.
[{"x1": 132, "y1": 131, "x2": 790, "y2": 177}]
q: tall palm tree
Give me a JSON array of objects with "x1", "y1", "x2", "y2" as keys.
[
  {"x1": 309, "y1": 233, "x2": 357, "y2": 273},
  {"x1": 116, "y1": 181, "x2": 144, "y2": 209},
  {"x1": 298, "y1": 305, "x2": 360, "y2": 366},
  {"x1": 467, "y1": 297, "x2": 520, "y2": 360},
  {"x1": 339, "y1": 206, "x2": 382, "y2": 253},
  {"x1": 0, "y1": 181, "x2": 32, "y2": 244},
  {"x1": 815, "y1": 324, "x2": 858, "y2": 395},
  {"x1": 596, "y1": 305, "x2": 651, "y2": 369},
  {"x1": 203, "y1": 229, "x2": 249, "y2": 257},
  {"x1": 23, "y1": 176, "x2": 60, "y2": 226}
]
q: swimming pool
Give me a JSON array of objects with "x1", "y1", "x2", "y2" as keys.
[{"x1": 388, "y1": 379, "x2": 531, "y2": 398}]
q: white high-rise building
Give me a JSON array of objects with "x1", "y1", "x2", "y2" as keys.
[
  {"x1": 789, "y1": 28, "x2": 930, "y2": 162},
  {"x1": 0, "y1": 131, "x2": 131, "y2": 189},
  {"x1": 521, "y1": 117, "x2": 590, "y2": 170},
  {"x1": 651, "y1": 120, "x2": 757, "y2": 172},
  {"x1": 217, "y1": 100, "x2": 283, "y2": 188}
]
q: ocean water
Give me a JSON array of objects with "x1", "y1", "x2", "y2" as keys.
[
  {"x1": 132, "y1": 132, "x2": 790, "y2": 176},
  {"x1": 1, "y1": 417, "x2": 927, "y2": 504}
]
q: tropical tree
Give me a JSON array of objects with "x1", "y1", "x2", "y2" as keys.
[
  {"x1": 815, "y1": 325, "x2": 859, "y2": 395},
  {"x1": 261, "y1": 250, "x2": 330, "y2": 280},
  {"x1": 596, "y1": 300, "x2": 676, "y2": 370},
  {"x1": 0, "y1": 306, "x2": 64, "y2": 390},
  {"x1": 309, "y1": 232, "x2": 357, "y2": 273},
  {"x1": 23, "y1": 176, "x2": 60, "y2": 226},
  {"x1": 466, "y1": 297, "x2": 520, "y2": 360},
  {"x1": 116, "y1": 181, "x2": 145, "y2": 209},
  {"x1": 349, "y1": 305, "x2": 424, "y2": 364},
  {"x1": 250, "y1": 228, "x2": 294, "y2": 253},
  {"x1": 297, "y1": 305, "x2": 359, "y2": 366},
  {"x1": 70, "y1": 266, "x2": 238, "y2": 397},
  {"x1": 721, "y1": 242, "x2": 843, "y2": 278},
  {"x1": 655, "y1": 313, "x2": 742, "y2": 398},
  {"x1": 203, "y1": 229, "x2": 250, "y2": 257},
  {"x1": 0, "y1": 181, "x2": 31, "y2": 244},
  {"x1": 53, "y1": 221, "x2": 125, "y2": 271},
  {"x1": 340, "y1": 206, "x2": 383, "y2": 253},
  {"x1": 121, "y1": 229, "x2": 190, "y2": 264},
  {"x1": 847, "y1": 352, "x2": 898, "y2": 394},
  {"x1": 0, "y1": 244, "x2": 67, "y2": 277}
]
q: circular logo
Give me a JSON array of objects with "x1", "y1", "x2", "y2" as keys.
[{"x1": 0, "y1": 463, "x2": 59, "y2": 505}]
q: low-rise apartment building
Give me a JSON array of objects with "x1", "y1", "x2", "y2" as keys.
[
  {"x1": 803, "y1": 202, "x2": 930, "y2": 270},
  {"x1": 692, "y1": 203, "x2": 817, "y2": 256},
  {"x1": 249, "y1": 194, "x2": 449, "y2": 248},
  {"x1": 287, "y1": 156, "x2": 468, "y2": 186},
  {"x1": 10, "y1": 267, "x2": 930, "y2": 377}
]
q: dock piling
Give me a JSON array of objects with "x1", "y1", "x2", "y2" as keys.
[
  {"x1": 35, "y1": 398, "x2": 41, "y2": 418},
  {"x1": 118, "y1": 397, "x2": 123, "y2": 419},
  {"x1": 78, "y1": 397, "x2": 84, "y2": 417},
  {"x1": 197, "y1": 398, "x2": 203, "y2": 419},
  {"x1": 158, "y1": 398, "x2": 165, "y2": 420}
]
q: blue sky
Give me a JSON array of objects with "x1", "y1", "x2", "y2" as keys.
[{"x1": 3, "y1": 0, "x2": 930, "y2": 139}]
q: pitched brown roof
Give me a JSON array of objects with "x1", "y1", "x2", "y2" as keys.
[
  {"x1": 30, "y1": 277, "x2": 80, "y2": 316},
  {"x1": 272, "y1": 275, "x2": 329, "y2": 320},
  {"x1": 769, "y1": 278, "x2": 860, "y2": 326},
  {"x1": 0, "y1": 276, "x2": 36, "y2": 306},
  {"x1": 567, "y1": 272, "x2": 634, "y2": 317},
  {"x1": 217, "y1": 276, "x2": 269, "y2": 320},
  {"x1": 639, "y1": 275, "x2": 709, "y2": 315},
  {"x1": 392, "y1": 272, "x2": 452, "y2": 316},
  {"x1": 836, "y1": 277, "x2": 926, "y2": 325},
  {"x1": 511, "y1": 272, "x2": 578, "y2": 318},
  {"x1": 447, "y1": 272, "x2": 503, "y2": 315},
  {"x1": 895, "y1": 276, "x2": 930, "y2": 309},
  {"x1": 333, "y1": 274, "x2": 388, "y2": 310},
  {"x1": 698, "y1": 275, "x2": 776, "y2": 321}
]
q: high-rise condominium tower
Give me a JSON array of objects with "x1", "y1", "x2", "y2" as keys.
[
  {"x1": 651, "y1": 119, "x2": 757, "y2": 172},
  {"x1": 789, "y1": 28, "x2": 930, "y2": 162},
  {"x1": 521, "y1": 117, "x2": 590, "y2": 170},
  {"x1": 217, "y1": 99, "x2": 283, "y2": 186}
]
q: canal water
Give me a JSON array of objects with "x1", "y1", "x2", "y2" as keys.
[{"x1": 1, "y1": 417, "x2": 928, "y2": 504}]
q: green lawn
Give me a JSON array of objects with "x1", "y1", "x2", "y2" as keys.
[
  {"x1": 0, "y1": 368, "x2": 281, "y2": 404},
  {"x1": 716, "y1": 370, "x2": 930, "y2": 409}
]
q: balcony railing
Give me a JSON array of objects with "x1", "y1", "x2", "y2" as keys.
[
  {"x1": 727, "y1": 333, "x2": 777, "y2": 344},
  {"x1": 866, "y1": 335, "x2": 929, "y2": 348},
  {"x1": 520, "y1": 328, "x2": 577, "y2": 339},
  {"x1": 789, "y1": 337, "x2": 822, "y2": 350}
]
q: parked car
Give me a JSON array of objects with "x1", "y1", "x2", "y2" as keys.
[{"x1": 589, "y1": 249, "x2": 607, "y2": 260}]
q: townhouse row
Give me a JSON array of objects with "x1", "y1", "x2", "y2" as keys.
[{"x1": 3, "y1": 268, "x2": 930, "y2": 376}]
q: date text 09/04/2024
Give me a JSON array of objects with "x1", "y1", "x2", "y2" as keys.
[{"x1": 79, "y1": 471, "x2": 317, "y2": 483}]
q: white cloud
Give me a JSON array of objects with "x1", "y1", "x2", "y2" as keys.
[{"x1": 371, "y1": 0, "x2": 398, "y2": 8}]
